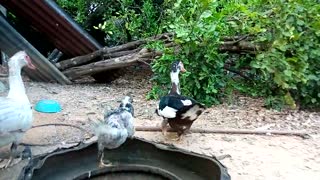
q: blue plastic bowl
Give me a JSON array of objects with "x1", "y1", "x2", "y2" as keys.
[{"x1": 35, "y1": 100, "x2": 62, "y2": 113}]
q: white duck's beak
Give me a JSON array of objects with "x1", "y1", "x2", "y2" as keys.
[{"x1": 26, "y1": 55, "x2": 36, "y2": 70}]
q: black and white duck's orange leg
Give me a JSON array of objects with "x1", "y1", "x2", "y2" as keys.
[
  {"x1": 184, "y1": 124, "x2": 193, "y2": 136},
  {"x1": 175, "y1": 123, "x2": 194, "y2": 140},
  {"x1": 4, "y1": 142, "x2": 18, "y2": 168},
  {"x1": 171, "y1": 130, "x2": 184, "y2": 141},
  {"x1": 173, "y1": 126, "x2": 191, "y2": 141},
  {"x1": 161, "y1": 118, "x2": 169, "y2": 137}
]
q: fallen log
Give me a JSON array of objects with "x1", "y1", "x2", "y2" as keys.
[
  {"x1": 103, "y1": 48, "x2": 141, "y2": 59},
  {"x1": 63, "y1": 48, "x2": 162, "y2": 80},
  {"x1": 56, "y1": 33, "x2": 173, "y2": 70},
  {"x1": 222, "y1": 35, "x2": 254, "y2": 41},
  {"x1": 135, "y1": 126, "x2": 310, "y2": 139},
  {"x1": 219, "y1": 41, "x2": 264, "y2": 53}
]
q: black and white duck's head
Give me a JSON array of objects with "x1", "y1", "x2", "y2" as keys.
[
  {"x1": 170, "y1": 60, "x2": 186, "y2": 95},
  {"x1": 171, "y1": 60, "x2": 186, "y2": 73},
  {"x1": 119, "y1": 96, "x2": 134, "y2": 116}
]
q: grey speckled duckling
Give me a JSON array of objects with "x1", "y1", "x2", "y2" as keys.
[{"x1": 93, "y1": 96, "x2": 134, "y2": 168}]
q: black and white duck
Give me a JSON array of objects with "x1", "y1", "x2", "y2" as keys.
[
  {"x1": 156, "y1": 60, "x2": 206, "y2": 140},
  {"x1": 92, "y1": 96, "x2": 135, "y2": 168}
]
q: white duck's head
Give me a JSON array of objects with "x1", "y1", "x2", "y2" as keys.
[{"x1": 8, "y1": 51, "x2": 36, "y2": 71}]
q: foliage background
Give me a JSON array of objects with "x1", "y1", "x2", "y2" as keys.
[{"x1": 57, "y1": 0, "x2": 320, "y2": 110}]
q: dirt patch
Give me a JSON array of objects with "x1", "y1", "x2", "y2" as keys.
[{"x1": 0, "y1": 66, "x2": 319, "y2": 180}]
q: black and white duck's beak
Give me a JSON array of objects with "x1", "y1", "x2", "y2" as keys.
[
  {"x1": 179, "y1": 62, "x2": 186, "y2": 73},
  {"x1": 180, "y1": 66, "x2": 186, "y2": 73}
]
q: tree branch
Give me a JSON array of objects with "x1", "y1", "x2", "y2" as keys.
[
  {"x1": 63, "y1": 49, "x2": 162, "y2": 80},
  {"x1": 55, "y1": 33, "x2": 173, "y2": 70},
  {"x1": 224, "y1": 65, "x2": 252, "y2": 80},
  {"x1": 221, "y1": 35, "x2": 248, "y2": 45}
]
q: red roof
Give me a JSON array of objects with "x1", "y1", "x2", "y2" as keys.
[{"x1": 0, "y1": 0, "x2": 102, "y2": 57}]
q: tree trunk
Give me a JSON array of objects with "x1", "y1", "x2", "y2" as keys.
[
  {"x1": 63, "y1": 48, "x2": 162, "y2": 80},
  {"x1": 56, "y1": 33, "x2": 173, "y2": 70}
]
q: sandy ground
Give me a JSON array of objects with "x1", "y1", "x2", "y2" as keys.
[{"x1": 0, "y1": 67, "x2": 319, "y2": 180}]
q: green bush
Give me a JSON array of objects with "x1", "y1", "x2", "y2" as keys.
[
  {"x1": 93, "y1": 0, "x2": 165, "y2": 46},
  {"x1": 57, "y1": 0, "x2": 320, "y2": 109},
  {"x1": 56, "y1": 0, "x2": 88, "y2": 25},
  {"x1": 149, "y1": 0, "x2": 320, "y2": 109}
]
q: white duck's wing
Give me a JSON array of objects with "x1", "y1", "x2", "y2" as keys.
[{"x1": 0, "y1": 97, "x2": 33, "y2": 135}]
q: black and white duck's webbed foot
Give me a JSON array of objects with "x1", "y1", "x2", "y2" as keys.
[
  {"x1": 171, "y1": 129, "x2": 188, "y2": 141},
  {"x1": 184, "y1": 128, "x2": 192, "y2": 135},
  {"x1": 162, "y1": 131, "x2": 183, "y2": 141},
  {"x1": 4, "y1": 142, "x2": 18, "y2": 168},
  {"x1": 175, "y1": 126, "x2": 193, "y2": 141},
  {"x1": 172, "y1": 137, "x2": 182, "y2": 141},
  {"x1": 172, "y1": 132, "x2": 184, "y2": 141},
  {"x1": 161, "y1": 118, "x2": 169, "y2": 137}
]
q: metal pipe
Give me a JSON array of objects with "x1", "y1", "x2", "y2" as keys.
[{"x1": 0, "y1": 15, "x2": 71, "y2": 84}]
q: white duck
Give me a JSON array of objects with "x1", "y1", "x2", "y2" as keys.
[{"x1": 0, "y1": 51, "x2": 35, "y2": 168}]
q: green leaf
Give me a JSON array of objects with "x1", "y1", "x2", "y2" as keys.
[
  {"x1": 283, "y1": 70, "x2": 292, "y2": 77},
  {"x1": 169, "y1": 24, "x2": 175, "y2": 29},
  {"x1": 200, "y1": 10, "x2": 211, "y2": 19}
]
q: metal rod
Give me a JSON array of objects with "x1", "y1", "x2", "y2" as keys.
[{"x1": 135, "y1": 126, "x2": 310, "y2": 138}]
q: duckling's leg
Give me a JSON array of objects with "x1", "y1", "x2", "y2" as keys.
[
  {"x1": 4, "y1": 142, "x2": 18, "y2": 168},
  {"x1": 98, "y1": 152, "x2": 112, "y2": 168},
  {"x1": 161, "y1": 118, "x2": 169, "y2": 137},
  {"x1": 21, "y1": 146, "x2": 32, "y2": 160},
  {"x1": 97, "y1": 144, "x2": 112, "y2": 168}
]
